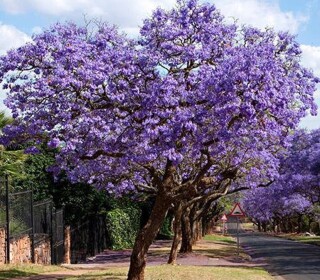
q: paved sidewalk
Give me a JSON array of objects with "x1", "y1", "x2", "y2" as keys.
[{"x1": 64, "y1": 239, "x2": 264, "y2": 269}]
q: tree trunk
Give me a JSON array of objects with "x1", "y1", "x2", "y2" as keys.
[
  {"x1": 127, "y1": 193, "x2": 172, "y2": 280},
  {"x1": 271, "y1": 220, "x2": 276, "y2": 232},
  {"x1": 180, "y1": 207, "x2": 193, "y2": 253},
  {"x1": 203, "y1": 218, "x2": 215, "y2": 235},
  {"x1": 280, "y1": 219, "x2": 286, "y2": 233},
  {"x1": 168, "y1": 203, "x2": 183, "y2": 264},
  {"x1": 262, "y1": 222, "x2": 267, "y2": 232},
  {"x1": 297, "y1": 214, "x2": 301, "y2": 233},
  {"x1": 257, "y1": 221, "x2": 261, "y2": 232},
  {"x1": 192, "y1": 219, "x2": 202, "y2": 243},
  {"x1": 198, "y1": 219, "x2": 203, "y2": 239}
]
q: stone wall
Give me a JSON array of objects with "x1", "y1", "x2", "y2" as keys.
[
  {"x1": 0, "y1": 228, "x2": 51, "y2": 264},
  {"x1": 34, "y1": 235, "x2": 51, "y2": 265},
  {"x1": 10, "y1": 234, "x2": 31, "y2": 264},
  {"x1": 0, "y1": 228, "x2": 6, "y2": 263}
]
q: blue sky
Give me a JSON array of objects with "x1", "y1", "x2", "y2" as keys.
[{"x1": 0, "y1": 0, "x2": 320, "y2": 129}]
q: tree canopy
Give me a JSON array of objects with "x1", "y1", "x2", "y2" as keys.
[
  {"x1": 243, "y1": 129, "x2": 320, "y2": 226},
  {"x1": 0, "y1": 2, "x2": 317, "y2": 196}
]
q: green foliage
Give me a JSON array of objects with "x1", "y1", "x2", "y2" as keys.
[
  {"x1": 16, "y1": 147, "x2": 56, "y2": 200},
  {"x1": 310, "y1": 221, "x2": 320, "y2": 235},
  {"x1": 0, "y1": 264, "x2": 63, "y2": 279},
  {"x1": 203, "y1": 234, "x2": 236, "y2": 244},
  {"x1": 14, "y1": 146, "x2": 109, "y2": 225},
  {"x1": 0, "y1": 209, "x2": 4, "y2": 226},
  {"x1": 9, "y1": 217, "x2": 29, "y2": 236},
  {"x1": 298, "y1": 215, "x2": 310, "y2": 232},
  {"x1": 158, "y1": 215, "x2": 173, "y2": 238},
  {"x1": 293, "y1": 235, "x2": 320, "y2": 245},
  {"x1": 0, "y1": 209, "x2": 29, "y2": 236},
  {"x1": 106, "y1": 205, "x2": 141, "y2": 250},
  {"x1": 0, "y1": 111, "x2": 12, "y2": 129},
  {"x1": 0, "y1": 111, "x2": 27, "y2": 180},
  {"x1": 0, "y1": 148, "x2": 27, "y2": 179},
  {"x1": 12, "y1": 145, "x2": 149, "y2": 250},
  {"x1": 220, "y1": 195, "x2": 239, "y2": 213}
]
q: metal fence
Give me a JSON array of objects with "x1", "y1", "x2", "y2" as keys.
[
  {"x1": 0, "y1": 175, "x2": 108, "y2": 264},
  {"x1": 70, "y1": 215, "x2": 107, "y2": 263},
  {"x1": 52, "y1": 208, "x2": 64, "y2": 264},
  {"x1": 0, "y1": 176, "x2": 64, "y2": 264}
]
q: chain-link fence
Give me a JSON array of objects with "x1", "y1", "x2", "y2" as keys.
[
  {"x1": 0, "y1": 178, "x2": 6, "y2": 228},
  {"x1": 9, "y1": 190, "x2": 33, "y2": 237}
]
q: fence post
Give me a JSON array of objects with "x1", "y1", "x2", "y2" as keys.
[
  {"x1": 5, "y1": 175, "x2": 10, "y2": 264},
  {"x1": 50, "y1": 205, "x2": 54, "y2": 264},
  {"x1": 30, "y1": 190, "x2": 35, "y2": 263},
  {"x1": 64, "y1": 226, "x2": 71, "y2": 264}
]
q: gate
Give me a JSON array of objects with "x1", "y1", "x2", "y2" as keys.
[{"x1": 33, "y1": 199, "x2": 53, "y2": 264}]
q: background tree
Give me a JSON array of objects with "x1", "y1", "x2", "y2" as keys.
[
  {"x1": 0, "y1": 111, "x2": 27, "y2": 179},
  {"x1": 243, "y1": 129, "x2": 320, "y2": 233}
]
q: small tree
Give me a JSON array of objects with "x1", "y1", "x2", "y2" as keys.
[{"x1": 0, "y1": 112, "x2": 27, "y2": 179}]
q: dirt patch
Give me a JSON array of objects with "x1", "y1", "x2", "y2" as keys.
[
  {"x1": 10, "y1": 236, "x2": 263, "y2": 279},
  {"x1": 64, "y1": 238, "x2": 258, "y2": 269}
]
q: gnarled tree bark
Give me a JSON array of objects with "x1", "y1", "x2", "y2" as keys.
[
  {"x1": 167, "y1": 202, "x2": 183, "y2": 264},
  {"x1": 127, "y1": 191, "x2": 172, "y2": 280},
  {"x1": 127, "y1": 161, "x2": 176, "y2": 280},
  {"x1": 180, "y1": 206, "x2": 193, "y2": 253}
]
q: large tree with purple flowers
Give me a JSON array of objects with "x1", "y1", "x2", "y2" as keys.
[
  {"x1": 243, "y1": 129, "x2": 320, "y2": 232},
  {"x1": 0, "y1": 1, "x2": 318, "y2": 279}
]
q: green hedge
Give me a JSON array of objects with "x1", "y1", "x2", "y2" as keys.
[
  {"x1": 106, "y1": 206, "x2": 141, "y2": 250},
  {"x1": 158, "y1": 215, "x2": 173, "y2": 239}
]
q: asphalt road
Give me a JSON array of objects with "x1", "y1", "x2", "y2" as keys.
[{"x1": 227, "y1": 217, "x2": 320, "y2": 280}]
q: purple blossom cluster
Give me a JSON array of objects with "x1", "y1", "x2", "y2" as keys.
[
  {"x1": 243, "y1": 129, "x2": 320, "y2": 223},
  {"x1": 0, "y1": 0, "x2": 317, "y2": 196}
]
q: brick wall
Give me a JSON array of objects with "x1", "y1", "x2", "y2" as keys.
[
  {"x1": 10, "y1": 235, "x2": 31, "y2": 263},
  {"x1": 0, "y1": 228, "x2": 5, "y2": 263},
  {"x1": 34, "y1": 235, "x2": 51, "y2": 265},
  {"x1": 0, "y1": 228, "x2": 51, "y2": 265}
]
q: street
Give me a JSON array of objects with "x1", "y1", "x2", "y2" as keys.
[{"x1": 228, "y1": 218, "x2": 320, "y2": 280}]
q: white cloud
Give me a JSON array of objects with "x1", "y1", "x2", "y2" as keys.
[
  {"x1": 0, "y1": 0, "x2": 173, "y2": 15},
  {"x1": 0, "y1": 0, "x2": 176, "y2": 36},
  {"x1": 0, "y1": 0, "x2": 24, "y2": 14},
  {"x1": 299, "y1": 104, "x2": 320, "y2": 130},
  {"x1": 0, "y1": 24, "x2": 31, "y2": 114},
  {"x1": 31, "y1": 26, "x2": 42, "y2": 34},
  {"x1": 0, "y1": 23, "x2": 31, "y2": 55},
  {"x1": 0, "y1": 0, "x2": 77, "y2": 15},
  {"x1": 299, "y1": 45, "x2": 320, "y2": 130},
  {"x1": 301, "y1": 45, "x2": 320, "y2": 78},
  {"x1": 0, "y1": 0, "x2": 308, "y2": 37},
  {"x1": 212, "y1": 0, "x2": 308, "y2": 34}
]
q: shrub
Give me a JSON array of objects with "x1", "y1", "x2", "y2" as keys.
[
  {"x1": 158, "y1": 216, "x2": 173, "y2": 239},
  {"x1": 310, "y1": 221, "x2": 320, "y2": 235},
  {"x1": 106, "y1": 206, "x2": 141, "y2": 250}
]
